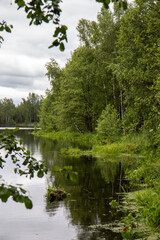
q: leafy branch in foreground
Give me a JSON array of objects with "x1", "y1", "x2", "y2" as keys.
[
  {"x1": 0, "y1": 0, "x2": 67, "y2": 50},
  {"x1": 0, "y1": 21, "x2": 13, "y2": 44},
  {"x1": 0, "y1": 183, "x2": 33, "y2": 209},
  {"x1": 0, "y1": 128, "x2": 48, "y2": 208},
  {"x1": 14, "y1": 0, "x2": 68, "y2": 50},
  {"x1": 0, "y1": 0, "x2": 128, "y2": 49},
  {"x1": 96, "y1": 0, "x2": 128, "y2": 10}
]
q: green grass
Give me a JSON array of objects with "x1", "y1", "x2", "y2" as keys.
[
  {"x1": 34, "y1": 130, "x2": 152, "y2": 157},
  {"x1": 92, "y1": 133, "x2": 150, "y2": 156},
  {"x1": 34, "y1": 130, "x2": 98, "y2": 149},
  {"x1": 135, "y1": 188, "x2": 160, "y2": 228}
]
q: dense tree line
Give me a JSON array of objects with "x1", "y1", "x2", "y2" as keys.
[
  {"x1": 39, "y1": 0, "x2": 160, "y2": 143},
  {"x1": 0, "y1": 93, "x2": 42, "y2": 126}
]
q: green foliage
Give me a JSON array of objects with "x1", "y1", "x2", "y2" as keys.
[
  {"x1": 0, "y1": 21, "x2": 13, "y2": 44},
  {"x1": 17, "y1": 92, "x2": 43, "y2": 124},
  {"x1": 127, "y1": 162, "x2": 160, "y2": 188},
  {"x1": 0, "y1": 184, "x2": 33, "y2": 209},
  {"x1": 14, "y1": 0, "x2": 67, "y2": 50},
  {"x1": 39, "y1": 8, "x2": 120, "y2": 133},
  {"x1": 0, "y1": 98, "x2": 16, "y2": 125},
  {"x1": 109, "y1": 199, "x2": 119, "y2": 209},
  {"x1": 40, "y1": 45, "x2": 112, "y2": 132},
  {"x1": 0, "y1": 93, "x2": 42, "y2": 126},
  {"x1": 0, "y1": 128, "x2": 48, "y2": 208},
  {"x1": 121, "y1": 213, "x2": 143, "y2": 239},
  {"x1": 57, "y1": 46, "x2": 107, "y2": 132},
  {"x1": 49, "y1": 25, "x2": 68, "y2": 50},
  {"x1": 0, "y1": 0, "x2": 127, "y2": 48},
  {"x1": 0, "y1": 128, "x2": 47, "y2": 178},
  {"x1": 113, "y1": 0, "x2": 160, "y2": 134},
  {"x1": 39, "y1": 59, "x2": 62, "y2": 131},
  {"x1": 136, "y1": 188, "x2": 160, "y2": 228},
  {"x1": 34, "y1": 130, "x2": 98, "y2": 149},
  {"x1": 61, "y1": 147, "x2": 82, "y2": 156},
  {"x1": 96, "y1": 105, "x2": 120, "y2": 141},
  {"x1": 96, "y1": 0, "x2": 128, "y2": 10}
]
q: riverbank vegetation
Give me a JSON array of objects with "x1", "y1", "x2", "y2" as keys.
[{"x1": 35, "y1": 0, "x2": 160, "y2": 236}]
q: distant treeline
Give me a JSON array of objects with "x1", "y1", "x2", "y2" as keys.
[{"x1": 0, "y1": 93, "x2": 43, "y2": 126}]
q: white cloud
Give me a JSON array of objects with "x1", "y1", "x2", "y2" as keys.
[
  {"x1": 0, "y1": 86, "x2": 46, "y2": 105},
  {"x1": 0, "y1": 0, "x2": 101, "y2": 104}
]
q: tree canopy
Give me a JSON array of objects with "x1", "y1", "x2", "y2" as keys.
[{"x1": 39, "y1": 0, "x2": 160, "y2": 145}]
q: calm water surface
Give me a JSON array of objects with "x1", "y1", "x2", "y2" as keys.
[{"x1": 0, "y1": 130, "x2": 134, "y2": 240}]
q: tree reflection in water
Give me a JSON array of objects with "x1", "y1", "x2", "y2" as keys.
[
  {"x1": 14, "y1": 132, "x2": 134, "y2": 240},
  {"x1": 38, "y1": 137, "x2": 129, "y2": 240}
]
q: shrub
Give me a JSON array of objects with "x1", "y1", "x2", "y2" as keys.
[{"x1": 96, "y1": 104, "x2": 120, "y2": 141}]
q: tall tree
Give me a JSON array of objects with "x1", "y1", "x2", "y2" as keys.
[
  {"x1": 0, "y1": 98, "x2": 16, "y2": 125},
  {"x1": 17, "y1": 93, "x2": 43, "y2": 124},
  {"x1": 112, "y1": 0, "x2": 160, "y2": 132},
  {"x1": 39, "y1": 59, "x2": 62, "y2": 131}
]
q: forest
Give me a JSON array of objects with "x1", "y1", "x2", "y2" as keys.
[
  {"x1": 39, "y1": 0, "x2": 160, "y2": 145},
  {"x1": 36, "y1": 0, "x2": 160, "y2": 236},
  {"x1": 0, "y1": 93, "x2": 42, "y2": 126}
]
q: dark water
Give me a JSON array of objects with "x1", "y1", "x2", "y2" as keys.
[{"x1": 0, "y1": 130, "x2": 134, "y2": 240}]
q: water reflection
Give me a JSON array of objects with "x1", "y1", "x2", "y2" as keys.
[
  {"x1": 36, "y1": 135, "x2": 130, "y2": 240},
  {"x1": 0, "y1": 130, "x2": 136, "y2": 240}
]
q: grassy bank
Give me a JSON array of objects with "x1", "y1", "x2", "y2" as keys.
[
  {"x1": 34, "y1": 130, "x2": 151, "y2": 156},
  {"x1": 34, "y1": 130, "x2": 98, "y2": 149}
]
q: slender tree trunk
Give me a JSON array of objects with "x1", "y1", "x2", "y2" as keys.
[
  {"x1": 103, "y1": 79, "x2": 108, "y2": 107},
  {"x1": 72, "y1": 118, "x2": 83, "y2": 134},
  {"x1": 113, "y1": 74, "x2": 116, "y2": 107},
  {"x1": 119, "y1": 81, "x2": 125, "y2": 135},
  {"x1": 96, "y1": 57, "x2": 107, "y2": 107}
]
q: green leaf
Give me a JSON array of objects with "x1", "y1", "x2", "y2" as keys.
[
  {"x1": 24, "y1": 197, "x2": 33, "y2": 209},
  {"x1": 37, "y1": 170, "x2": 44, "y2": 178},
  {"x1": 27, "y1": 11, "x2": 32, "y2": 19},
  {"x1": 52, "y1": 39, "x2": 60, "y2": 47},
  {"x1": 53, "y1": 27, "x2": 61, "y2": 37},
  {"x1": 15, "y1": 0, "x2": 25, "y2": 8},
  {"x1": 20, "y1": 187, "x2": 27, "y2": 194},
  {"x1": 60, "y1": 25, "x2": 67, "y2": 34},
  {"x1": 0, "y1": 26, "x2": 4, "y2": 31},
  {"x1": 59, "y1": 42, "x2": 65, "y2": 51},
  {"x1": 0, "y1": 195, "x2": 9, "y2": 202},
  {"x1": 5, "y1": 26, "x2": 11, "y2": 33},
  {"x1": 22, "y1": 159, "x2": 29, "y2": 166}
]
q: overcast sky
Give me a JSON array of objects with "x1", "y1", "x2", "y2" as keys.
[{"x1": 0, "y1": 0, "x2": 102, "y2": 105}]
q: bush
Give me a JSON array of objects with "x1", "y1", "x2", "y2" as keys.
[
  {"x1": 96, "y1": 104, "x2": 120, "y2": 141},
  {"x1": 136, "y1": 188, "x2": 160, "y2": 228}
]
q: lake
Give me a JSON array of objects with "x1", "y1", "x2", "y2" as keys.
[{"x1": 0, "y1": 129, "x2": 133, "y2": 240}]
